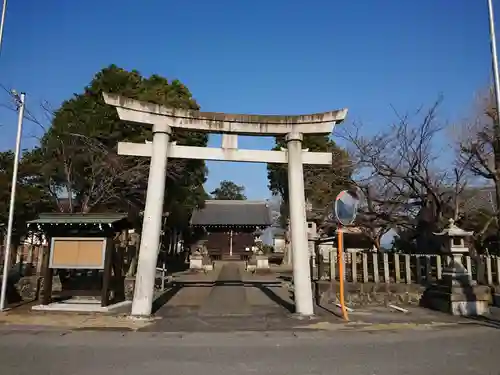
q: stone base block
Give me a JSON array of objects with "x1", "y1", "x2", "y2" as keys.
[
  {"x1": 256, "y1": 255, "x2": 270, "y2": 269},
  {"x1": 246, "y1": 255, "x2": 270, "y2": 272},
  {"x1": 422, "y1": 284, "x2": 491, "y2": 316},
  {"x1": 246, "y1": 264, "x2": 256, "y2": 272},
  {"x1": 189, "y1": 255, "x2": 213, "y2": 273},
  {"x1": 189, "y1": 256, "x2": 203, "y2": 270},
  {"x1": 203, "y1": 263, "x2": 214, "y2": 271}
]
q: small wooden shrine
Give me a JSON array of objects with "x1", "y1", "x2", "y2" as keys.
[
  {"x1": 190, "y1": 200, "x2": 272, "y2": 260},
  {"x1": 27, "y1": 213, "x2": 132, "y2": 308}
]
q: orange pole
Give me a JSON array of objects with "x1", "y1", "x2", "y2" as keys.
[{"x1": 337, "y1": 228, "x2": 349, "y2": 321}]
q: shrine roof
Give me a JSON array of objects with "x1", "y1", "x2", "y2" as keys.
[
  {"x1": 191, "y1": 200, "x2": 272, "y2": 227},
  {"x1": 27, "y1": 213, "x2": 130, "y2": 226}
]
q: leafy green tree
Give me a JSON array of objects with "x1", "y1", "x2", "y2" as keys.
[
  {"x1": 0, "y1": 151, "x2": 51, "y2": 243},
  {"x1": 267, "y1": 135, "x2": 351, "y2": 226},
  {"x1": 210, "y1": 180, "x2": 247, "y2": 200},
  {"x1": 25, "y1": 65, "x2": 208, "y2": 234}
]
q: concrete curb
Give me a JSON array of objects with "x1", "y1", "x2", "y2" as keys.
[
  {"x1": 295, "y1": 321, "x2": 470, "y2": 332},
  {"x1": 0, "y1": 320, "x2": 476, "y2": 334}
]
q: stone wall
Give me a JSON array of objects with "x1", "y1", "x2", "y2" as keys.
[
  {"x1": 316, "y1": 280, "x2": 425, "y2": 307},
  {"x1": 11, "y1": 275, "x2": 138, "y2": 303},
  {"x1": 315, "y1": 281, "x2": 500, "y2": 308},
  {"x1": 6, "y1": 275, "x2": 51, "y2": 303},
  {"x1": 13, "y1": 276, "x2": 42, "y2": 302}
]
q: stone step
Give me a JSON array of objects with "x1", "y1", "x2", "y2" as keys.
[{"x1": 221, "y1": 255, "x2": 244, "y2": 261}]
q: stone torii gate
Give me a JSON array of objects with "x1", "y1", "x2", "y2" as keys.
[{"x1": 103, "y1": 93, "x2": 347, "y2": 317}]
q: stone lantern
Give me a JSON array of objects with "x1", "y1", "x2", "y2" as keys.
[
  {"x1": 422, "y1": 219, "x2": 490, "y2": 316},
  {"x1": 253, "y1": 228, "x2": 263, "y2": 245},
  {"x1": 437, "y1": 218, "x2": 473, "y2": 262}
]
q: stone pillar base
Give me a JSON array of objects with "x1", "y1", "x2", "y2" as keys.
[
  {"x1": 422, "y1": 284, "x2": 491, "y2": 316},
  {"x1": 246, "y1": 255, "x2": 271, "y2": 274},
  {"x1": 189, "y1": 254, "x2": 213, "y2": 272},
  {"x1": 256, "y1": 255, "x2": 270, "y2": 269},
  {"x1": 189, "y1": 255, "x2": 203, "y2": 270}
]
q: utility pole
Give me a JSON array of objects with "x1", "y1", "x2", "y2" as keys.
[
  {"x1": 488, "y1": 0, "x2": 500, "y2": 122},
  {"x1": 0, "y1": 0, "x2": 7, "y2": 54},
  {"x1": 0, "y1": 92, "x2": 26, "y2": 312},
  {"x1": 487, "y1": 0, "x2": 500, "y2": 250}
]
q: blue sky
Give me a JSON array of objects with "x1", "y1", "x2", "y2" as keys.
[{"x1": 0, "y1": 0, "x2": 494, "y2": 200}]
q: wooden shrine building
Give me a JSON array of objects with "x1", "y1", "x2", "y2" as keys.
[{"x1": 190, "y1": 200, "x2": 272, "y2": 260}]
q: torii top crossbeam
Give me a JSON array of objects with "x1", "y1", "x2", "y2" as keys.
[{"x1": 103, "y1": 93, "x2": 347, "y2": 135}]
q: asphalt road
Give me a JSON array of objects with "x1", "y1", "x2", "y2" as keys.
[{"x1": 0, "y1": 326, "x2": 498, "y2": 375}]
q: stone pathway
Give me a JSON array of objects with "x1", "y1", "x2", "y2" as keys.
[
  {"x1": 199, "y1": 262, "x2": 250, "y2": 316},
  {"x1": 156, "y1": 262, "x2": 292, "y2": 317},
  {"x1": 143, "y1": 262, "x2": 301, "y2": 331}
]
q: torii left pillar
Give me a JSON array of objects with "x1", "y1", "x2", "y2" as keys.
[
  {"x1": 131, "y1": 122, "x2": 171, "y2": 317},
  {"x1": 286, "y1": 132, "x2": 314, "y2": 316}
]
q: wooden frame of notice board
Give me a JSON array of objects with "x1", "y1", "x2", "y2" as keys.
[
  {"x1": 42, "y1": 236, "x2": 115, "y2": 307},
  {"x1": 49, "y1": 237, "x2": 108, "y2": 269},
  {"x1": 28, "y1": 212, "x2": 133, "y2": 308}
]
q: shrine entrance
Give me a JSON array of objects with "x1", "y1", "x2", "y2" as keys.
[
  {"x1": 191, "y1": 200, "x2": 272, "y2": 261},
  {"x1": 103, "y1": 93, "x2": 347, "y2": 317}
]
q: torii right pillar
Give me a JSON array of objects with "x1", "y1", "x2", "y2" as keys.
[{"x1": 286, "y1": 132, "x2": 314, "y2": 315}]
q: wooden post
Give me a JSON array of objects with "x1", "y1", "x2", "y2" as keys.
[
  {"x1": 415, "y1": 256, "x2": 422, "y2": 283},
  {"x1": 496, "y1": 256, "x2": 500, "y2": 285},
  {"x1": 351, "y1": 252, "x2": 357, "y2": 283},
  {"x1": 486, "y1": 256, "x2": 493, "y2": 285},
  {"x1": 41, "y1": 240, "x2": 53, "y2": 305},
  {"x1": 383, "y1": 253, "x2": 390, "y2": 283},
  {"x1": 404, "y1": 254, "x2": 411, "y2": 284},
  {"x1": 329, "y1": 248, "x2": 336, "y2": 281},
  {"x1": 36, "y1": 246, "x2": 44, "y2": 275},
  {"x1": 101, "y1": 239, "x2": 114, "y2": 307},
  {"x1": 425, "y1": 256, "x2": 432, "y2": 282},
  {"x1": 394, "y1": 254, "x2": 401, "y2": 283},
  {"x1": 372, "y1": 253, "x2": 379, "y2": 283},
  {"x1": 362, "y1": 253, "x2": 369, "y2": 283},
  {"x1": 27, "y1": 236, "x2": 34, "y2": 266}
]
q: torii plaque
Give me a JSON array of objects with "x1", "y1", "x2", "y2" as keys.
[{"x1": 103, "y1": 93, "x2": 347, "y2": 317}]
